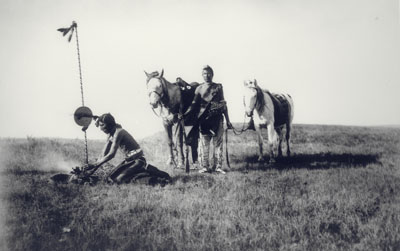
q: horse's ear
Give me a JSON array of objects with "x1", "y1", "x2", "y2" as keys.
[
  {"x1": 254, "y1": 79, "x2": 258, "y2": 87},
  {"x1": 144, "y1": 71, "x2": 150, "y2": 78},
  {"x1": 159, "y1": 69, "x2": 164, "y2": 78}
]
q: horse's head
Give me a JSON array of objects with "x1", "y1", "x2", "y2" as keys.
[
  {"x1": 144, "y1": 69, "x2": 165, "y2": 108},
  {"x1": 243, "y1": 79, "x2": 259, "y2": 117}
]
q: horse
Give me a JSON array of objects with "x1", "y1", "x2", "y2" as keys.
[
  {"x1": 145, "y1": 69, "x2": 200, "y2": 171},
  {"x1": 243, "y1": 79, "x2": 294, "y2": 163}
]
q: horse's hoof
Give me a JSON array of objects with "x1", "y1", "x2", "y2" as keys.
[
  {"x1": 166, "y1": 158, "x2": 174, "y2": 166},
  {"x1": 268, "y1": 158, "x2": 276, "y2": 164},
  {"x1": 257, "y1": 157, "x2": 265, "y2": 162},
  {"x1": 192, "y1": 161, "x2": 200, "y2": 169},
  {"x1": 174, "y1": 161, "x2": 185, "y2": 169}
]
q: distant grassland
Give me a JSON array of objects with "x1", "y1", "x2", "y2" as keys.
[{"x1": 1, "y1": 124, "x2": 400, "y2": 251}]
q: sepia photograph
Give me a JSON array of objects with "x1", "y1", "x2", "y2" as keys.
[{"x1": 1, "y1": 0, "x2": 399, "y2": 250}]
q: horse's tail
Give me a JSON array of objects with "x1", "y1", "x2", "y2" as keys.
[{"x1": 284, "y1": 94, "x2": 294, "y2": 124}]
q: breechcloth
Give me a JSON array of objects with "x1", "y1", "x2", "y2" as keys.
[{"x1": 199, "y1": 102, "x2": 224, "y2": 135}]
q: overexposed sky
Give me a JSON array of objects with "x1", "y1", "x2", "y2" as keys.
[{"x1": 0, "y1": 0, "x2": 399, "y2": 139}]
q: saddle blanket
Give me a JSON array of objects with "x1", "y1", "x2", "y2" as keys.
[{"x1": 267, "y1": 92, "x2": 290, "y2": 127}]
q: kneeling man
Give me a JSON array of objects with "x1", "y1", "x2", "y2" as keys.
[{"x1": 85, "y1": 113, "x2": 171, "y2": 184}]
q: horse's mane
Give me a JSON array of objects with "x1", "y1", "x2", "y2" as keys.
[
  {"x1": 148, "y1": 71, "x2": 161, "y2": 78},
  {"x1": 146, "y1": 71, "x2": 198, "y2": 115},
  {"x1": 146, "y1": 71, "x2": 163, "y2": 84},
  {"x1": 147, "y1": 71, "x2": 176, "y2": 87},
  {"x1": 255, "y1": 85, "x2": 266, "y2": 113},
  {"x1": 147, "y1": 72, "x2": 196, "y2": 90}
]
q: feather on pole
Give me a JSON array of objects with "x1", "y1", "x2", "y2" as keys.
[{"x1": 57, "y1": 21, "x2": 77, "y2": 42}]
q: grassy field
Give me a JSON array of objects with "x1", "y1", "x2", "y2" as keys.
[{"x1": 1, "y1": 124, "x2": 400, "y2": 251}]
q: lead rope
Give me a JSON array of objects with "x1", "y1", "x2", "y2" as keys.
[
  {"x1": 225, "y1": 112, "x2": 255, "y2": 169},
  {"x1": 58, "y1": 21, "x2": 89, "y2": 164}
]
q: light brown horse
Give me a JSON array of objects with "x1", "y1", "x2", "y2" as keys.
[
  {"x1": 145, "y1": 70, "x2": 199, "y2": 171},
  {"x1": 243, "y1": 79, "x2": 294, "y2": 163}
]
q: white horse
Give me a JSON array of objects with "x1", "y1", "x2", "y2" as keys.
[
  {"x1": 243, "y1": 79, "x2": 294, "y2": 163},
  {"x1": 145, "y1": 70, "x2": 200, "y2": 171}
]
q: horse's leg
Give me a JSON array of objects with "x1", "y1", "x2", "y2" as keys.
[
  {"x1": 286, "y1": 122, "x2": 291, "y2": 157},
  {"x1": 177, "y1": 126, "x2": 185, "y2": 168},
  {"x1": 190, "y1": 127, "x2": 199, "y2": 164},
  {"x1": 190, "y1": 137, "x2": 199, "y2": 169},
  {"x1": 197, "y1": 138, "x2": 203, "y2": 168},
  {"x1": 276, "y1": 127, "x2": 283, "y2": 158},
  {"x1": 185, "y1": 143, "x2": 190, "y2": 173},
  {"x1": 267, "y1": 123, "x2": 277, "y2": 163},
  {"x1": 255, "y1": 124, "x2": 264, "y2": 162},
  {"x1": 191, "y1": 139, "x2": 199, "y2": 163},
  {"x1": 164, "y1": 123, "x2": 176, "y2": 166}
]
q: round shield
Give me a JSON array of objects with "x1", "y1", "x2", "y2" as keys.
[{"x1": 74, "y1": 106, "x2": 93, "y2": 127}]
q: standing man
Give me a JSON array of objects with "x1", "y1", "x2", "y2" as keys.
[
  {"x1": 84, "y1": 113, "x2": 171, "y2": 184},
  {"x1": 185, "y1": 65, "x2": 233, "y2": 174}
]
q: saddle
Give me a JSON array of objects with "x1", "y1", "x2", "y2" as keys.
[
  {"x1": 173, "y1": 78, "x2": 201, "y2": 141},
  {"x1": 175, "y1": 78, "x2": 200, "y2": 115},
  {"x1": 266, "y1": 92, "x2": 290, "y2": 127}
]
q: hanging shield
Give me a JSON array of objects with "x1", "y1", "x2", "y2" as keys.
[{"x1": 74, "y1": 106, "x2": 93, "y2": 129}]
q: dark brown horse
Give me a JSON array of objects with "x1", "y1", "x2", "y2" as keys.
[{"x1": 145, "y1": 70, "x2": 199, "y2": 172}]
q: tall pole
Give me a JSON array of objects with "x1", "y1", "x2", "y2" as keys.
[
  {"x1": 58, "y1": 21, "x2": 89, "y2": 164},
  {"x1": 73, "y1": 22, "x2": 89, "y2": 165}
]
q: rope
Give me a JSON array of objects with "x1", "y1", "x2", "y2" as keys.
[
  {"x1": 152, "y1": 105, "x2": 180, "y2": 169},
  {"x1": 74, "y1": 23, "x2": 89, "y2": 165},
  {"x1": 75, "y1": 24, "x2": 85, "y2": 107},
  {"x1": 74, "y1": 24, "x2": 89, "y2": 164},
  {"x1": 225, "y1": 128, "x2": 231, "y2": 169},
  {"x1": 224, "y1": 113, "x2": 255, "y2": 169},
  {"x1": 231, "y1": 114, "x2": 253, "y2": 135},
  {"x1": 58, "y1": 21, "x2": 89, "y2": 165},
  {"x1": 149, "y1": 84, "x2": 182, "y2": 169}
]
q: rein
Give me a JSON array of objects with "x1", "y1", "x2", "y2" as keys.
[
  {"x1": 147, "y1": 75, "x2": 190, "y2": 172},
  {"x1": 147, "y1": 76, "x2": 171, "y2": 109},
  {"x1": 151, "y1": 105, "x2": 164, "y2": 118},
  {"x1": 148, "y1": 76, "x2": 173, "y2": 120},
  {"x1": 243, "y1": 86, "x2": 265, "y2": 117},
  {"x1": 224, "y1": 87, "x2": 264, "y2": 169},
  {"x1": 157, "y1": 77, "x2": 170, "y2": 107},
  {"x1": 225, "y1": 113, "x2": 254, "y2": 169}
]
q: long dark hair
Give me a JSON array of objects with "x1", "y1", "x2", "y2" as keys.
[{"x1": 95, "y1": 113, "x2": 116, "y2": 131}]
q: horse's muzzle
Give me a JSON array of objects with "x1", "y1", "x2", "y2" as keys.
[
  {"x1": 150, "y1": 102, "x2": 159, "y2": 109},
  {"x1": 245, "y1": 111, "x2": 253, "y2": 117}
]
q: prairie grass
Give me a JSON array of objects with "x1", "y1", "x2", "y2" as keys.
[{"x1": 1, "y1": 124, "x2": 400, "y2": 250}]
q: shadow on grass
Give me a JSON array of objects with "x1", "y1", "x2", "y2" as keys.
[
  {"x1": 169, "y1": 173, "x2": 216, "y2": 189},
  {"x1": 234, "y1": 152, "x2": 381, "y2": 172}
]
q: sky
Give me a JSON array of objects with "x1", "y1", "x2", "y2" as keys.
[{"x1": 0, "y1": 0, "x2": 399, "y2": 140}]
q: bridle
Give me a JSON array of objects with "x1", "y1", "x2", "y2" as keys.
[
  {"x1": 147, "y1": 76, "x2": 170, "y2": 108},
  {"x1": 243, "y1": 86, "x2": 259, "y2": 118},
  {"x1": 147, "y1": 76, "x2": 176, "y2": 123}
]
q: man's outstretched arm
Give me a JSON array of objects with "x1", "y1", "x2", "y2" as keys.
[{"x1": 86, "y1": 134, "x2": 120, "y2": 175}]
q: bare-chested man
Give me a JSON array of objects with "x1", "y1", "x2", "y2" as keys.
[
  {"x1": 185, "y1": 65, "x2": 233, "y2": 174},
  {"x1": 85, "y1": 113, "x2": 171, "y2": 184}
]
